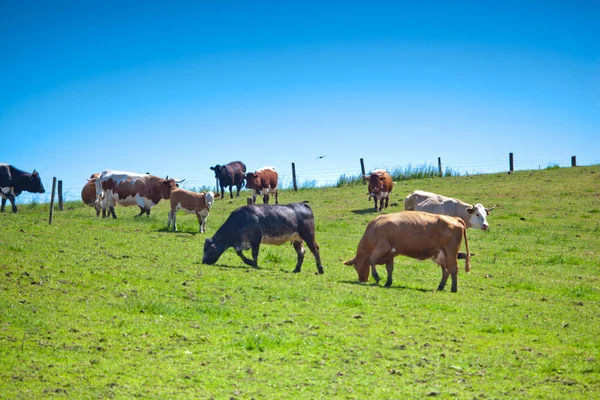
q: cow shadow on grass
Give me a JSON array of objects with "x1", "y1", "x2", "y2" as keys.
[
  {"x1": 351, "y1": 208, "x2": 377, "y2": 215},
  {"x1": 340, "y1": 280, "x2": 431, "y2": 293},
  {"x1": 156, "y1": 228, "x2": 202, "y2": 236}
]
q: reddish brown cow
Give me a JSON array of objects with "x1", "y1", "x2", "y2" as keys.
[
  {"x1": 245, "y1": 167, "x2": 278, "y2": 204},
  {"x1": 167, "y1": 189, "x2": 220, "y2": 233},
  {"x1": 95, "y1": 170, "x2": 183, "y2": 218},
  {"x1": 365, "y1": 169, "x2": 394, "y2": 211},
  {"x1": 344, "y1": 211, "x2": 470, "y2": 292},
  {"x1": 82, "y1": 173, "x2": 101, "y2": 216}
]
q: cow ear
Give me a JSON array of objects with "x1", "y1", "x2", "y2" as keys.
[
  {"x1": 466, "y1": 207, "x2": 475, "y2": 214},
  {"x1": 210, "y1": 166, "x2": 215, "y2": 171}
]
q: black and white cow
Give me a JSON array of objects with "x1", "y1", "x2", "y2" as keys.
[
  {"x1": 202, "y1": 202, "x2": 324, "y2": 274},
  {"x1": 0, "y1": 164, "x2": 45, "y2": 213}
]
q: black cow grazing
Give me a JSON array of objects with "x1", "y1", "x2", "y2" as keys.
[
  {"x1": 210, "y1": 161, "x2": 247, "y2": 199},
  {"x1": 0, "y1": 164, "x2": 45, "y2": 213},
  {"x1": 202, "y1": 202, "x2": 324, "y2": 274}
]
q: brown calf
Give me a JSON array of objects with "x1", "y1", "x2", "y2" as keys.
[
  {"x1": 365, "y1": 169, "x2": 394, "y2": 211},
  {"x1": 344, "y1": 211, "x2": 470, "y2": 292},
  {"x1": 245, "y1": 167, "x2": 278, "y2": 204},
  {"x1": 167, "y1": 189, "x2": 219, "y2": 233}
]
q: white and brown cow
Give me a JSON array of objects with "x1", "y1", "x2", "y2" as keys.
[
  {"x1": 245, "y1": 167, "x2": 278, "y2": 204},
  {"x1": 82, "y1": 173, "x2": 102, "y2": 216},
  {"x1": 365, "y1": 169, "x2": 394, "y2": 211},
  {"x1": 404, "y1": 190, "x2": 493, "y2": 230},
  {"x1": 167, "y1": 189, "x2": 220, "y2": 233},
  {"x1": 94, "y1": 170, "x2": 183, "y2": 218},
  {"x1": 344, "y1": 211, "x2": 470, "y2": 292}
]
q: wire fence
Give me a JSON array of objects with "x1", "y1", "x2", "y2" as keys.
[{"x1": 12, "y1": 155, "x2": 600, "y2": 206}]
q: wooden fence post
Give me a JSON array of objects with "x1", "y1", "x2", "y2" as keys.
[
  {"x1": 509, "y1": 152, "x2": 514, "y2": 173},
  {"x1": 58, "y1": 180, "x2": 64, "y2": 211},
  {"x1": 292, "y1": 162, "x2": 298, "y2": 192},
  {"x1": 438, "y1": 157, "x2": 443, "y2": 177},
  {"x1": 360, "y1": 158, "x2": 366, "y2": 184},
  {"x1": 48, "y1": 177, "x2": 57, "y2": 224},
  {"x1": 571, "y1": 156, "x2": 577, "y2": 167},
  {"x1": 215, "y1": 178, "x2": 219, "y2": 194}
]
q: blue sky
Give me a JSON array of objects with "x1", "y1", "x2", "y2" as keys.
[{"x1": 1, "y1": 1, "x2": 598, "y2": 202}]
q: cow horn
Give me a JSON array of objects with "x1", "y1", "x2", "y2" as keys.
[{"x1": 175, "y1": 179, "x2": 186, "y2": 184}]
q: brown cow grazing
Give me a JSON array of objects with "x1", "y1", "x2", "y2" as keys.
[
  {"x1": 94, "y1": 170, "x2": 184, "y2": 218},
  {"x1": 344, "y1": 211, "x2": 470, "y2": 292},
  {"x1": 167, "y1": 189, "x2": 220, "y2": 233},
  {"x1": 245, "y1": 167, "x2": 278, "y2": 204},
  {"x1": 365, "y1": 169, "x2": 394, "y2": 211},
  {"x1": 82, "y1": 173, "x2": 101, "y2": 216}
]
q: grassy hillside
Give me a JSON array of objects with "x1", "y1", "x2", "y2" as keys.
[{"x1": 1, "y1": 166, "x2": 599, "y2": 399}]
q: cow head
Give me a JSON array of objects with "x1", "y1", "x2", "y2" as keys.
[
  {"x1": 466, "y1": 204, "x2": 490, "y2": 230},
  {"x1": 210, "y1": 165, "x2": 224, "y2": 178},
  {"x1": 160, "y1": 176, "x2": 184, "y2": 199},
  {"x1": 245, "y1": 172, "x2": 258, "y2": 190},
  {"x1": 365, "y1": 172, "x2": 386, "y2": 194},
  {"x1": 202, "y1": 238, "x2": 226, "y2": 264},
  {"x1": 29, "y1": 170, "x2": 45, "y2": 194}
]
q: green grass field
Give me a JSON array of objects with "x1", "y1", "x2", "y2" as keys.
[{"x1": 1, "y1": 166, "x2": 599, "y2": 399}]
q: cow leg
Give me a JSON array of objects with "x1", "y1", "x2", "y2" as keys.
[
  {"x1": 373, "y1": 196, "x2": 378, "y2": 211},
  {"x1": 437, "y1": 265, "x2": 450, "y2": 291},
  {"x1": 298, "y1": 231, "x2": 324, "y2": 274},
  {"x1": 263, "y1": 194, "x2": 269, "y2": 204},
  {"x1": 292, "y1": 241, "x2": 306, "y2": 273},
  {"x1": 220, "y1": 184, "x2": 225, "y2": 200},
  {"x1": 235, "y1": 250, "x2": 255, "y2": 267},
  {"x1": 235, "y1": 184, "x2": 241, "y2": 197},
  {"x1": 228, "y1": 185, "x2": 234, "y2": 199},
  {"x1": 384, "y1": 259, "x2": 394, "y2": 287},
  {"x1": 384, "y1": 196, "x2": 390, "y2": 209},
  {"x1": 274, "y1": 190, "x2": 278, "y2": 205},
  {"x1": 196, "y1": 211, "x2": 207, "y2": 233},
  {"x1": 368, "y1": 242, "x2": 392, "y2": 284},
  {"x1": 109, "y1": 206, "x2": 117, "y2": 219},
  {"x1": 168, "y1": 211, "x2": 177, "y2": 231},
  {"x1": 3, "y1": 195, "x2": 17, "y2": 213}
]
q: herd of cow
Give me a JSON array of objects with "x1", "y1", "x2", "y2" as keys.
[{"x1": 1, "y1": 162, "x2": 494, "y2": 292}]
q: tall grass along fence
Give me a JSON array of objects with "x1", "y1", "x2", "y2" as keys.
[{"x1": 16, "y1": 153, "x2": 595, "y2": 206}]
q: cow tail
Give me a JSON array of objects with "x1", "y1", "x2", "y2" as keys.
[{"x1": 462, "y1": 222, "x2": 471, "y2": 273}]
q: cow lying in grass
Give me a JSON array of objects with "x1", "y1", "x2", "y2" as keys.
[
  {"x1": 167, "y1": 189, "x2": 219, "y2": 233},
  {"x1": 404, "y1": 190, "x2": 494, "y2": 230},
  {"x1": 202, "y1": 202, "x2": 324, "y2": 274},
  {"x1": 345, "y1": 211, "x2": 470, "y2": 292}
]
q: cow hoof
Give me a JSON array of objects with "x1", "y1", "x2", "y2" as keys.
[
  {"x1": 292, "y1": 268, "x2": 301, "y2": 273},
  {"x1": 317, "y1": 267, "x2": 324, "y2": 275}
]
